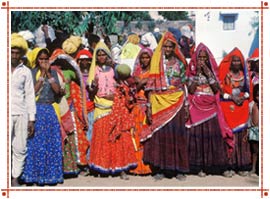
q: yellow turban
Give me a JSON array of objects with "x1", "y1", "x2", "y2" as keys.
[
  {"x1": 11, "y1": 33, "x2": 28, "y2": 55},
  {"x1": 62, "y1": 35, "x2": 82, "y2": 55},
  {"x1": 127, "y1": 34, "x2": 140, "y2": 45}
]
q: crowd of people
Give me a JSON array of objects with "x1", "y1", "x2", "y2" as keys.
[{"x1": 10, "y1": 23, "x2": 259, "y2": 186}]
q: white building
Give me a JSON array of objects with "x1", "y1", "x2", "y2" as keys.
[{"x1": 195, "y1": 10, "x2": 259, "y2": 64}]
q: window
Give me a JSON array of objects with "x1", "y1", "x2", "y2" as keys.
[{"x1": 223, "y1": 15, "x2": 236, "y2": 30}]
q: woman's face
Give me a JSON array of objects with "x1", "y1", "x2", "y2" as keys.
[
  {"x1": 163, "y1": 40, "x2": 175, "y2": 58},
  {"x1": 231, "y1": 56, "x2": 242, "y2": 72},
  {"x1": 198, "y1": 50, "x2": 208, "y2": 63},
  {"x1": 38, "y1": 52, "x2": 49, "y2": 66},
  {"x1": 140, "y1": 52, "x2": 151, "y2": 68},
  {"x1": 96, "y1": 50, "x2": 107, "y2": 65}
]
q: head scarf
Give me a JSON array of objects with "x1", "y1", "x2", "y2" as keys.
[
  {"x1": 11, "y1": 33, "x2": 28, "y2": 55},
  {"x1": 26, "y1": 47, "x2": 43, "y2": 68},
  {"x1": 187, "y1": 42, "x2": 218, "y2": 78},
  {"x1": 146, "y1": 31, "x2": 187, "y2": 91},
  {"x1": 132, "y1": 47, "x2": 153, "y2": 77},
  {"x1": 76, "y1": 49, "x2": 92, "y2": 60},
  {"x1": 62, "y1": 35, "x2": 82, "y2": 55},
  {"x1": 219, "y1": 47, "x2": 249, "y2": 93},
  {"x1": 87, "y1": 41, "x2": 112, "y2": 85},
  {"x1": 49, "y1": 48, "x2": 66, "y2": 63},
  {"x1": 247, "y1": 48, "x2": 259, "y2": 61}
]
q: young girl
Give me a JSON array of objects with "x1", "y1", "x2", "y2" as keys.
[{"x1": 248, "y1": 84, "x2": 259, "y2": 175}]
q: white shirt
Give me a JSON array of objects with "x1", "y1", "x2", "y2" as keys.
[{"x1": 11, "y1": 63, "x2": 36, "y2": 121}]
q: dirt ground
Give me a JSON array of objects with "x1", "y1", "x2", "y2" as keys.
[{"x1": 56, "y1": 172, "x2": 259, "y2": 188}]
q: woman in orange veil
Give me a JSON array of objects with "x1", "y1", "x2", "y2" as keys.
[{"x1": 219, "y1": 47, "x2": 252, "y2": 176}]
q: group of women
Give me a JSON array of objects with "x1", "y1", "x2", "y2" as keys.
[{"x1": 17, "y1": 30, "x2": 259, "y2": 185}]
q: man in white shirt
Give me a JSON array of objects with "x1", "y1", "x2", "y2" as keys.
[{"x1": 11, "y1": 33, "x2": 36, "y2": 186}]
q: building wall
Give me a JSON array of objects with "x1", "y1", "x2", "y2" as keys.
[{"x1": 195, "y1": 10, "x2": 258, "y2": 64}]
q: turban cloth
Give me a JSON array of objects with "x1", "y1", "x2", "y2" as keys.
[
  {"x1": 11, "y1": 33, "x2": 28, "y2": 55},
  {"x1": 62, "y1": 35, "x2": 82, "y2": 55}
]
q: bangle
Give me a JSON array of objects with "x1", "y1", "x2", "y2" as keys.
[
  {"x1": 208, "y1": 77, "x2": 216, "y2": 85},
  {"x1": 146, "y1": 103, "x2": 151, "y2": 107},
  {"x1": 48, "y1": 77, "x2": 55, "y2": 84},
  {"x1": 244, "y1": 92, "x2": 250, "y2": 99},
  {"x1": 38, "y1": 77, "x2": 45, "y2": 82},
  {"x1": 223, "y1": 93, "x2": 231, "y2": 99}
]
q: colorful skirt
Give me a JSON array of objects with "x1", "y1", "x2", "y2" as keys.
[
  {"x1": 129, "y1": 103, "x2": 152, "y2": 175},
  {"x1": 89, "y1": 114, "x2": 137, "y2": 174},
  {"x1": 230, "y1": 130, "x2": 252, "y2": 171},
  {"x1": 21, "y1": 104, "x2": 63, "y2": 185},
  {"x1": 187, "y1": 116, "x2": 231, "y2": 174},
  {"x1": 143, "y1": 107, "x2": 189, "y2": 173}
]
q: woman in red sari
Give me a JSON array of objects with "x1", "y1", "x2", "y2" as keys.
[
  {"x1": 186, "y1": 43, "x2": 234, "y2": 177},
  {"x1": 219, "y1": 47, "x2": 252, "y2": 176},
  {"x1": 141, "y1": 32, "x2": 189, "y2": 181},
  {"x1": 129, "y1": 48, "x2": 153, "y2": 175}
]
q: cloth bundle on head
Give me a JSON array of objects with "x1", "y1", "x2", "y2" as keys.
[
  {"x1": 127, "y1": 33, "x2": 140, "y2": 45},
  {"x1": 140, "y1": 32, "x2": 158, "y2": 51},
  {"x1": 18, "y1": 30, "x2": 35, "y2": 44},
  {"x1": 116, "y1": 64, "x2": 131, "y2": 80},
  {"x1": 76, "y1": 49, "x2": 92, "y2": 60},
  {"x1": 181, "y1": 25, "x2": 192, "y2": 39},
  {"x1": 11, "y1": 33, "x2": 29, "y2": 55},
  {"x1": 62, "y1": 35, "x2": 82, "y2": 55}
]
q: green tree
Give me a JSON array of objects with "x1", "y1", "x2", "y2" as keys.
[
  {"x1": 11, "y1": 11, "x2": 152, "y2": 35},
  {"x1": 158, "y1": 11, "x2": 189, "y2": 20}
]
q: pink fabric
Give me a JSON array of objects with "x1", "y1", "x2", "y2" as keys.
[
  {"x1": 186, "y1": 95, "x2": 217, "y2": 126},
  {"x1": 187, "y1": 43, "x2": 234, "y2": 155},
  {"x1": 95, "y1": 66, "x2": 116, "y2": 97}
]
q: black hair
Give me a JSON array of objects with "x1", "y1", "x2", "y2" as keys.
[{"x1": 253, "y1": 84, "x2": 259, "y2": 106}]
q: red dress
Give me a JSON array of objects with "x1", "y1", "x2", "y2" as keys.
[{"x1": 89, "y1": 82, "x2": 137, "y2": 174}]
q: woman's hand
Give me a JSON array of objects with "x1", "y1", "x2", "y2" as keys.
[
  {"x1": 146, "y1": 105, "x2": 152, "y2": 125},
  {"x1": 184, "y1": 105, "x2": 190, "y2": 122}
]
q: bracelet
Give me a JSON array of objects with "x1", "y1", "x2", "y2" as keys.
[
  {"x1": 208, "y1": 77, "x2": 216, "y2": 85},
  {"x1": 38, "y1": 77, "x2": 45, "y2": 82},
  {"x1": 48, "y1": 77, "x2": 55, "y2": 84},
  {"x1": 146, "y1": 103, "x2": 151, "y2": 107},
  {"x1": 244, "y1": 92, "x2": 250, "y2": 99},
  {"x1": 223, "y1": 93, "x2": 231, "y2": 99}
]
